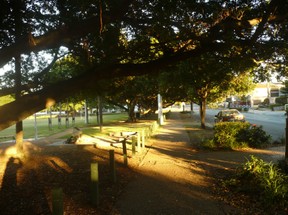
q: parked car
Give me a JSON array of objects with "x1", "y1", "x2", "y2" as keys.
[{"x1": 214, "y1": 109, "x2": 245, "y2": 123}]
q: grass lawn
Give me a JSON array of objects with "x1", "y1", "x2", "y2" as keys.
[{"x1": 0, "y1": 112, "x2": 129, "y2": 140}]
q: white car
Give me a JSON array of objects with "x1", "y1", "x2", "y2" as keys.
[{"x1": 214, "y1": 109, "x2": 245, "y2": 123}]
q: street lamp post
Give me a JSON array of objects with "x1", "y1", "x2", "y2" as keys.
[{"x1": 158, "y1": 94, "x2": 164, "y2": 125}]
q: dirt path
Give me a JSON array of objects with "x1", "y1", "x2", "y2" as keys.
[{"x1": 111, "y1": 112, "x2": 285, "y2": 214}]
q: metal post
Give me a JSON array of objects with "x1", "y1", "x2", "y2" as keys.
[
  {"x1": 58, "y1": 102, "x2": 62, "y2": 128},
  {"x1": 84, "y1": 99, "x2": 89, "y2": 124},
  {"x1": 34, "y1": 113, "x2": 38, "y2": 140},
  {"x1": 49, "y1": 108, "x2": 52, "y2": 131}
]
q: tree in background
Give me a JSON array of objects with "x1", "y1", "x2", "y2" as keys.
[
  {"x1": 0, "y1": 0, "x2": 287, "y2": 131},
  {"x1": 175, "y1": 53, "x2": 256, "y2": 128},
  {"x1": 105, "y1": 74, "x2": 159, "y2": 122},
  {"x1": 280, "y1": 80, "x2": 288, "y2": 97}
]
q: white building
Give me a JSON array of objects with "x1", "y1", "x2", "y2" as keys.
[{"x1": 250, "y1": 82, "x2": 285, "y2": 105}]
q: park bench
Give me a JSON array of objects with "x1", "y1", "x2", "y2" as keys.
[
  {"x1": 109, "y1": 131, "x2": 139, "y2": 166},
  {"x1": 109, "y1": 131, "x2": 137, "y2": 146}
]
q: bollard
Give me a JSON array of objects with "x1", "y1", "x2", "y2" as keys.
[
  {"x1": 141, "y1": 129, "x2": 145, "y2": 149},
  {"x1": 122, "y1": 139, "x2": 128, "y2": 166},
  {"x1": 90, "y1": 163, "x2": 99, "y2": 206},
  {"x1": 132, "y1": 136, "x2": 136, "y2": 156},
  {"x1": 137, "y1": 132, "x2": 141, "y2": 153},
  {"x1": 58, "y1": 116, "x2": 61, "y2": 128},
  {"x1": 146, "y1": 127, "x2": 149, "y2": 138},
  {"x1": 52, "y1": 187, "x2": 63, "y2": 215},
  {"x1": 48, "y1": 118, "x2": 52, "y2": 131},
  {"x1": 109, "y1": 150, "x2": 116, "y2": 183},
  {"x1": 65, "y1": 117, "x2": 69, "y2": 128}
]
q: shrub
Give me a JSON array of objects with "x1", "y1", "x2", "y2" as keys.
[
  {"x1": 236, "y1": 124, "x2": 271, "y2": 148},
  {"x1": 202, "y1": 139, "x2": 217, "y2": 150},
  {"x1": 213, "y1": 122, "x2": 271, "y2": 149},
  {"x1": 275, "y1": 96, "x2": 288, "y2": 105},
  {"x1": 263, "y1": 98, "x2": 270, "y2": 105},
  {"x1": 243, "y1": 107, "x2": 249, "y2": 112},
  {"x1": 237, "y1": 156, "x2": 288, "y2": 206},
  {"x1": 213, "y1": 122, "x2": 250, "y2": 149},
  {"x1": 277, "y1": 159, "x2": 288, "y2": 174}
]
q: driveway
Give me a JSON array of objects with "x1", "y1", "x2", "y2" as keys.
[{"x1": 111, "y1": 112, "x2": 285, "y2": 214}]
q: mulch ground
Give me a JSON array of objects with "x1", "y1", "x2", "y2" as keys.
[{"x1": 0, "y1": 139, "x2": 138, "y2": 215}]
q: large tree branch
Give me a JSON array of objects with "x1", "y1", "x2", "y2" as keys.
[
  {"x1": 0, "y1": 1, "x2": 286, "y2": 130},
  {"x1": 0, "y1": 51, "x2": 61, "y2": 97},
  {"x1": 0, "y1": 42, "x2": 225, "y2": 130},
  {"x1": 0, "y1": 0, "x2": 134, "y2": 68},
  {"x1": 0, "y1": 0, "x2": 286, "y2": 69},
  {"x1": 33, "y1": 49, "x2": 62, "y2": 80},
  {"x1": 250, "y1": 0, "x2": 287, "y2": 43},
  {"x1": 0, "y1": 16, "x2": 100, "y2": 68}
]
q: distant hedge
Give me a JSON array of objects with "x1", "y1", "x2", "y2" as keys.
[{"x1": 275, "y1": 97, "x2": 288, "y2": 105}]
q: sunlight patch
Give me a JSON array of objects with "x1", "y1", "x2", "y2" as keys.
[
  {"x1": 45, "y1": 98, "x2": 56, "y2": 108},
  {"x1": 47, "y1": 157, "x2": 73, "y2": 173},
  {"x1": 4, "y1": 146, "x2": 17, "y2": 156}
]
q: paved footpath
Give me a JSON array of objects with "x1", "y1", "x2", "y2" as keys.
[{"x1": 110, "y1": 112, "x2": 273, "y2": 215}]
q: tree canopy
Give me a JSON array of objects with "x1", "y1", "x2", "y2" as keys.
[{"x1": 0, "y1": 0, "x2": 288, "y2": 130}]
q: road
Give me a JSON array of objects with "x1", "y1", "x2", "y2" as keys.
[
  {"x1": 205, "y1": 108, "x2": 286, "y2": 141},
  {"x1": 170, "y1": 104, "x2": 286, "y2": 141}
]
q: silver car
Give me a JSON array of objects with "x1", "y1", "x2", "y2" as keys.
[{"x1": 214, "y1": 109, "x2": 245, "y2": 123}]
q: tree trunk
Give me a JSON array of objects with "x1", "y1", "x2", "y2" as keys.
[
  {"x1": 97, "y1": 96, "x2": 103, "y2": 132},
  {"x1": 127, "y1": 101, "x2": 136, "y2": 122},
  {"x1": 15, "y1": 54, "x2": 24, "y2": 153},
  {"x1": 199, "y1": 98, "x2": 206, "y2": 129},
  {"x1": 190, "y1": 101, "x2": 194, "y2": 115},
  {"x1": 13, "y1": 0, "x2": 24, "y2": 154},
  {"x1": 84, "y1": 100, "x2": 89, "y2": 124}
]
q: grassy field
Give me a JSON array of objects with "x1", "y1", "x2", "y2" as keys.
[{"x1": 0, "y1": 113, "x2": 129, "y2": 140}]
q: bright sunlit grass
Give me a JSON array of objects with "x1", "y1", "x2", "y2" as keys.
[{"x1": 0, "y1": 113, "x2": 129, "y2": 140}]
